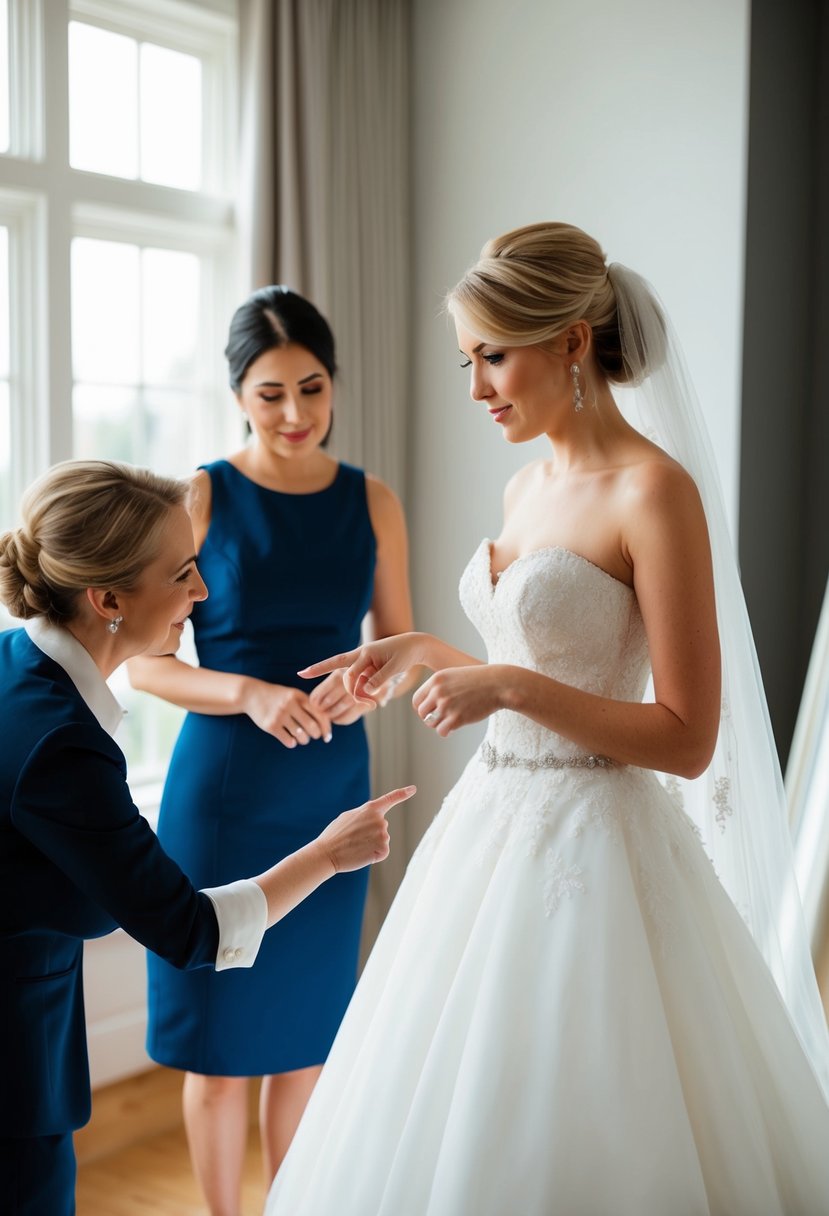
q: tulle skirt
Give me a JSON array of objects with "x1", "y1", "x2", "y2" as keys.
[{"x1": 265, "y1": 752, "x2": 829, "y2": 1215}]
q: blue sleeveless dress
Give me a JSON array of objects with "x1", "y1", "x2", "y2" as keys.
[{"x1": 146, "y1": 459, "x2": 377, "y2": 1075}]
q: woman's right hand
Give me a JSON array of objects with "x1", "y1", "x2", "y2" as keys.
[
  {"x1": 241, "y1": 678, "x2": 332, "y2": 747},
  {"x1": 254, "y1": 785, "x2": 417, "y2": 926},
  {"x1": 314, "y1": 785, "x2": 417, "y2": 873}
]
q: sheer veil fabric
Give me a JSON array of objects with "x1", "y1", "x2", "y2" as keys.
[{"x1": 608, "y1": 262, "x2": 829, "y2": 1096}]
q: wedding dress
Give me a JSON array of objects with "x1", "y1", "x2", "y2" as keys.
[{"x1": 265, "y1": 538, "x2": 829, "y2": 1216}]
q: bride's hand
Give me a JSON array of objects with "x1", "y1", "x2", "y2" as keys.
[
  {"x1": 413, "y1": 665, "x2": 506, "y2": 737},
  {"x1": 299, "y1": 633, "x2": 426, "y2": 705}
]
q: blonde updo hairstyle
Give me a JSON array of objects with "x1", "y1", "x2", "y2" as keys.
[
  {"x1": 446, "y1": 221, "x2": 652, "y2": 385},
  {"x1": 0, "y1": 460, "x2": 188, "y2": 625}
]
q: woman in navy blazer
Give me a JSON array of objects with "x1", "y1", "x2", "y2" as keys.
[{"x1": 0, "y1": 459, "x2": 414, "y2": 1215}]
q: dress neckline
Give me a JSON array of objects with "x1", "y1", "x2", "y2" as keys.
[
  {"x1": 484, "y1": 539, "x2": 634, "y2": 594},
  {"x1": 220, "y1": 458, "x2": 343, "y2": 498}
]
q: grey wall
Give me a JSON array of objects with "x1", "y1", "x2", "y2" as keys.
[{"x1": 739, "y1": 0, "x2": 829, "y2": 768}]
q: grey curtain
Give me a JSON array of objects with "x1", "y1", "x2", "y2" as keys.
[{"x1": 238, "y1": 0, "x2": 413, "y2": 948}]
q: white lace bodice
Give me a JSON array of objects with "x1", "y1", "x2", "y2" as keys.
[{"x1": 460, "y1": 539, "x2": 650, "y2": 762}]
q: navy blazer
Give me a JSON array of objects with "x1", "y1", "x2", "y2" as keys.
[{"x1": 0, "y1": 628, "x2": 220, "y2": 1138}]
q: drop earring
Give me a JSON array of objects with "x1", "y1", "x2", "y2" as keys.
[
  {"x1": 570, "y1": 363, "x2": 584, "y2": 412},
  {"x1": 107, "y1": 615, "x2": 123, "y2": 635}
]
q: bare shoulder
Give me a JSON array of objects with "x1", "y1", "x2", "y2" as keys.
[
  {"x1": 620, "y1": 450, "x2": 702, "y2": 514},
  {"x1": 617, "y1": 449, "x2": 708, "y2": 565},
  {"x1": 364, "y1": 472, "x2": 407, "y2": 536},
  {"x1": 365, "y1": 471, "x2": 403, "y2": 514}
]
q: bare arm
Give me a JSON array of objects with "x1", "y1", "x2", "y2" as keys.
[
  {"x1": 126, "y1": 652, "x2": 252, "y2": 712},
  {"x1": 252, "y1": 785, "x2": 416, "y2": 927},
  {"x1": 300, "y1": 631, "x2": 482, "y2": 704},
  {"x1": 412, "y1": 463, "x2": 721, "y2": 780},
  {"x1": 363, "y1": 474, "x2": 414, "y2": 644}
]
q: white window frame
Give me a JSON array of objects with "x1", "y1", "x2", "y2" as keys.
[
  {"x1": 0, "y1": 187, "x2": 47, "y2": 508},
  {"x1": 0, "y1": 0, "x2": 239, "y2": 475},
  {"x1": 0, "y1": 0, "x2": 241, "y2": 774},
  {"x1": 69, "y1": 0, "x2": 237, "y2": 195},
  {"x1": 71, "y1": 204, "x2": 238, "y2": 470},
  {"x1": 6, "y1": 0, "x2": 44, "y2": 162}
]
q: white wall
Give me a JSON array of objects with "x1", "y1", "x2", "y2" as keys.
[
  {"x1": 407, "y1": 0, "x2": 750, "y2": 839},
  {"x1": 85, "y1": 932, "x2": 153, "y2": 1088}
]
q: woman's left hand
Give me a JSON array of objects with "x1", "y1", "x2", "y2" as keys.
[
  {"x1": 413, "y1": 664, "x2": 506, "y2": 737},
  {"x1": 309, "y1": 667, "x2": 409, "y2": 725},
  {"x1": 309, "y1": 670, "x2": 372, "y2": 726}
]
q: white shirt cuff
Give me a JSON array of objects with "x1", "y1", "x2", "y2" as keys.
[{"x1": 202, "y1": 879, "x2": 268, "y2": 970}]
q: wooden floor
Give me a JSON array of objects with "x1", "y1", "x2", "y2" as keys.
[
  {"x1": 76, "y1": 1123, "x2": 266, "y2": 1215},
  {"x1": 74, "y1": 1068, "x2": 267, "y2": 1215}
]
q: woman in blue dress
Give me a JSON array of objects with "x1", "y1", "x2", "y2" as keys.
[{"x1": 128, "y1": 287, "x2": 413, "y2": 1213}]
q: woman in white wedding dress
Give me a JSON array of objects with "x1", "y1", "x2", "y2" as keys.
[{"x1": 265, "y1": 223, "x2": 829, "y2": 1215}]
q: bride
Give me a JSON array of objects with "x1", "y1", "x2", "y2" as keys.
[{"x1": 265, "y1": 223, "x2": 829, "y2": 1214}]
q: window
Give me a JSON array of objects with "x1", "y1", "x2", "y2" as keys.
[
  {"x1": 0, "y1": 0, "x2": 240, "y2": 802},
  {"x1": 0, "y1": 225, "x2": 10, "y2": 524},
  {"x1": 70, "y1": 228, "x2": 219, "y2": 477},
  {"x1": 69, "y1": 21, "x2": 203, "y2": 189},
  {"x1": 71, "y1": 238, "x2": 203, "y2": 473},
  {"x1": 0, "y1": 0, "x2": 9, "y2": 155}
]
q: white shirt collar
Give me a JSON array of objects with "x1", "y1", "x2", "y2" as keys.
[{"x1": 25, "y1": 617, "x2": 126, "y2": 738}]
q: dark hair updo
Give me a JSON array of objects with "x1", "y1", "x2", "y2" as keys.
[{"x1": 224, "y1": 286, "x2": 338, "y2": 393}]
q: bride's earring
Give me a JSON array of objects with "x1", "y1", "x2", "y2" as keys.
[
  {"x1": 570, "y1": 363, "x2": 585, "y2": 412},
  {"x1": 107, "y1": 615, "x2": 123, "y2": 635}
]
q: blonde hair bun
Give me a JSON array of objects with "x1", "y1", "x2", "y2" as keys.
[
  {"x1": 0, "y1": 527, "x2": 50, "y2": 619},
  {"x1": 0, "y1": 459, "x2": 188, "y2": 625},
  {"x1": 447, "y1": 221, "x2": 664, "y2": 385}
]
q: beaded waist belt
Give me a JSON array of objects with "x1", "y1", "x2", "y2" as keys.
[{"x1": 480, "y1": 740, "x2": 615, "y2": 773}]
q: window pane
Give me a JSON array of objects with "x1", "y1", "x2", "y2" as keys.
[
  {"x1": 0, "y1": 376, "x2": 11, "y2": 629},
  {"x1": 72, "y1": 238, "x2": 140, "y2": 384},
  {"x1": 0, "y1": 0, "x2": 9, "y2": 155},
  {"x1": 142, "y1": 248, "x2": 200, "y2": 385},
  {"x1": 140, "y1": 44, "x2": 202, "y2": 190},
  {"x1": 74, "y1": 384, "x2": 202, "y2": 475},
  {"x1": 144, "y1": 388, "x2": 198, "y2": 477},
  {"x1": 0, "y1": 224, "x2": 8, "y2": 377},
  {"x1": 69, "y1": 22, "x2": 138, "y2": 179},
  {"x1": 0, "y1": 380, "x2": 10, "y2": 529},
  {"x1": 0, "y1": 226, "x2": 10, "y2": 529},
  {"x1": 73, "y1": 383, "x2": 140, "y2": 464}
]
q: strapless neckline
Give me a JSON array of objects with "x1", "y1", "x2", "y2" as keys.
[{"x1": 482, "y1": 538, "x2": 634, "y2": 594}]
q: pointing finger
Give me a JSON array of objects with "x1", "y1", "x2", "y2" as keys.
[
  {"x1": 298, "y1": 650, "x2": 359, "y2": 679},
  {"x1": 366, "y1": 785, "x2": 417, "y2": 817}
]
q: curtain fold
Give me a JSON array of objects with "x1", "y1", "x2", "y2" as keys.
[{"x1": 238, "y1": 0, "x2": 413, "y2": 946}]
